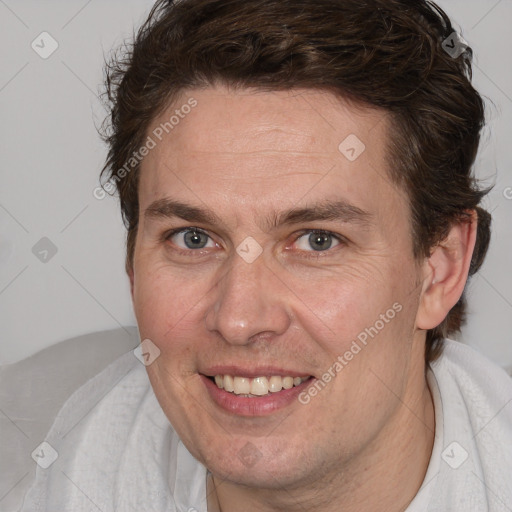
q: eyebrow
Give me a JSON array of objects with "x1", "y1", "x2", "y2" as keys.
[{"x1": 144, "y1": 197, "x2": 373, "y2": 231}]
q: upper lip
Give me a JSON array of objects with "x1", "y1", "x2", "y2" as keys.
[{"x1": 201, "y1": 366, "x2": 313, "y2": 379}]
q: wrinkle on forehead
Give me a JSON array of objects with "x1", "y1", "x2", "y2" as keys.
[
  {"x1": 155, "y1": 86, "x2": 387, "y2": 157},
  {"x1": 175, "y1": 150, "x2": 331, "y2": 156}
]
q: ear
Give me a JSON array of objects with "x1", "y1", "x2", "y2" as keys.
[
  {"x1": 127, "y1": 265, "x2": 135, "y2": 301},
  {"x1": 416, "y1": 210, "x2": 478, "y2": 331}
]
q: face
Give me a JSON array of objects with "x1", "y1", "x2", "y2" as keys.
[{"x1": 131, "y1": 86, "x2": 427, "y2": 490}]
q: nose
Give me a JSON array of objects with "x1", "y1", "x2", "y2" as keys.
[{"x1": 204, "y1": 249, "x2": 292, "y2": 345}]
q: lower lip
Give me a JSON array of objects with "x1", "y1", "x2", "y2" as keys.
[{"x1": 201, "y1": 375, "x2": 314, "y2": 416}]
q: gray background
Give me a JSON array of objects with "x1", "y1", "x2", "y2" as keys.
[{"x1": 0, "y1": 0, "x2": 511, "y2": 367}]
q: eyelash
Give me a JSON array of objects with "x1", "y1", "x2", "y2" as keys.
[
  {"x1": 290, "y1": 229, "x2": 345, "y2": 259},
  {"x1": 164, "y1": 227, "x2": 346, "y2": 258},
  {"x1": 163, "y1": 227, "x2": 215, "y2": 257}
]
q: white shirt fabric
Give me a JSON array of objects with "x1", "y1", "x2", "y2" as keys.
[{"x1": 20, "y1": 339, "x2": 512, "y2": 511}]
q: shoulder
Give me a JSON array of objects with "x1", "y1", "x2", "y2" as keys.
[
  {"x1": 432, "y1": 338, "x2": 512, "y2": 465},
  {"x1": 424, "y1": 340, "x2": 512, "y2": 509},
  {"x1": 433, "y1": 338, "x2": 512, "y2": 397},
  {"x1": 0, "y1": 328, "x2": 139, "y2": 512},
  {"x1": 17, "y1": 335, "x2": 179, "y2": 512},
  {"x1": 431, "y1": 338, "x2": 512, "y2": 423}
]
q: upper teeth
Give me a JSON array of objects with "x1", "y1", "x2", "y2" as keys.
[{"x1": 214, "y1": 375, "x2": 309, "y2": 396}]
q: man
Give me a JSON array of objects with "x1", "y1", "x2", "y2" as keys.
[{"x1": 21, "y1": 0, "x2": 512, "y2": 510}]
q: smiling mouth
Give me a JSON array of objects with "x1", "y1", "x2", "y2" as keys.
[{"x1": 208, "y1": 374, "x2": 312, "y2": 397}]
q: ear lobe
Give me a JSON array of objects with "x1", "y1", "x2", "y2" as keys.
[{"x1": 416, "y1": 211, "x2": 478, "y2": 331}]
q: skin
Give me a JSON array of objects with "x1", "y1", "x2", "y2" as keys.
[{"x1": 130, "y1": 85, "x2": 477, "y2": 511}]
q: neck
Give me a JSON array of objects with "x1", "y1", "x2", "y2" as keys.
[{"x1": 209, "y1": 370, "x2": 435, "y2": 512}]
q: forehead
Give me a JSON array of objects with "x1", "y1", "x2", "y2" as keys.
[
  {"x1": 149, "y1": 86, "x2": 386, "y2": 158},
  {"x1": 139, "y1": 86, "x2": 406, "y2": 230}
]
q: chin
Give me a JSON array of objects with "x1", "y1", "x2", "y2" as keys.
[{"x1": 200, "y1": 438, "x2": 314, "y2": 488}]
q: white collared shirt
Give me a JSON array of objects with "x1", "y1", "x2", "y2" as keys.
[{"x1": 20, "y1": 339, "x2": 512, "y2": 511}]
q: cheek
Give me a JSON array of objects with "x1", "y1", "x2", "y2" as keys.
[
  {"x1": 132, "y1": 261, "x2": 209, "y2": 346},
  {"x1": 292, "y1": 255, "x2": 418, "y2": 363},
  {"x1": 287, "y1": 257, "x2": 394, "y2": 330}
]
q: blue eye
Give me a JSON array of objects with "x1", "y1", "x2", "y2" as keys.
[
  {"x1": 167, "y1": 228, "x2": 215, "y2": 250},
  {"x1": 294, "y1": 231, "x2": 341, "y2": 252},
  {"x1": 164, "y1": 227, "x2": 343, "y2": 256}
]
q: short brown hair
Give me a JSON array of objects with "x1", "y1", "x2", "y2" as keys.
[{"x1": 100, "y1": 0, "x2": 492, "y2": 363}]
